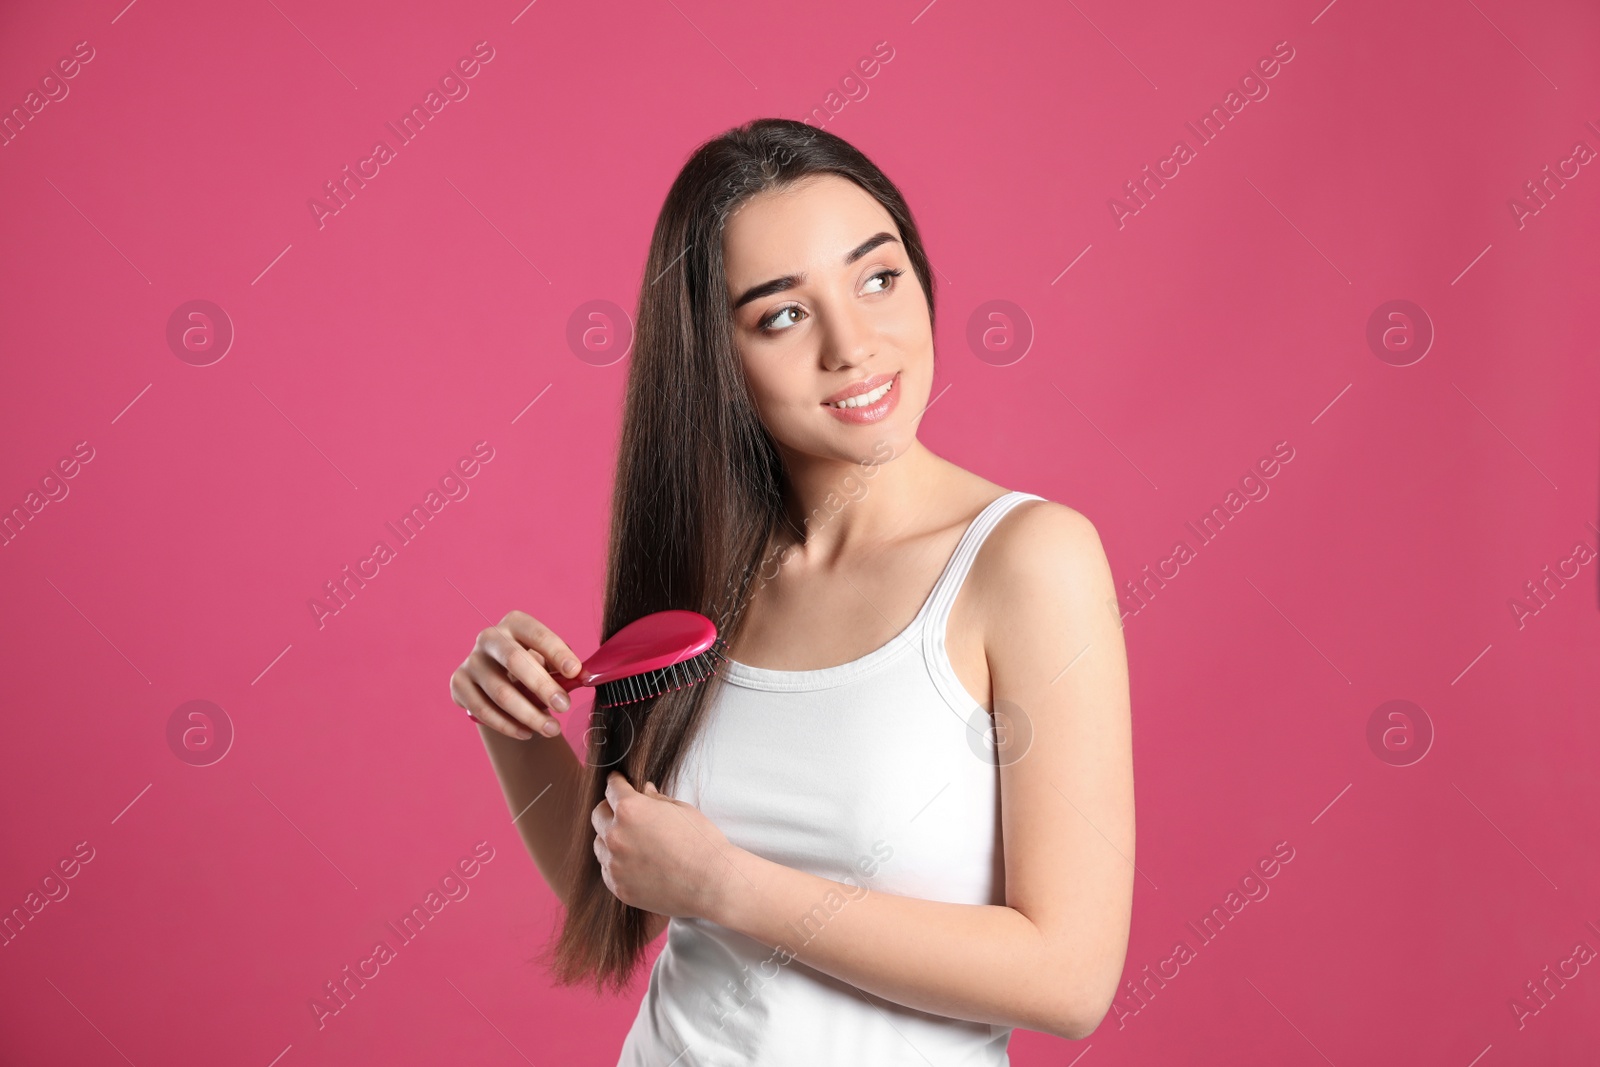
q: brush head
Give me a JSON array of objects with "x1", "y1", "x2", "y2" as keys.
[
  {"x1": 594, "y1": 637, "x2": 728, "y2": 706},
  {"x1": 558, "y1": 609, "x2": 728, "y2": 706}
]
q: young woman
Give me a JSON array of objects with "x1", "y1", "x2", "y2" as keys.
[{"x1": 449, "y1": 118, "x2": 1134, "y2": 1064}]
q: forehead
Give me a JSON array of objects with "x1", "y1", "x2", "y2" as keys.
[{"x1": 721, "y1": 174, "x2": 898, "y2": 284}]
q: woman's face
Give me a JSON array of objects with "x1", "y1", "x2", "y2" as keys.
[{"x1": 722, "y1": 173, "x2": 931, "y2": 467}]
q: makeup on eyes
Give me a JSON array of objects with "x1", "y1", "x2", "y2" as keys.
[{"x1": 755, "y1": 267, "x2": 904, "y2": 335}]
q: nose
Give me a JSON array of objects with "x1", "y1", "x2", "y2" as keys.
[{"x1": 819, "y1": 295, "x2": 874, "y2": 373}]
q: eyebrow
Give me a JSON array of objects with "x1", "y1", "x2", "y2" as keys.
[{"x1": 730, "y1": 231, "x2": 901, "y2": 311}]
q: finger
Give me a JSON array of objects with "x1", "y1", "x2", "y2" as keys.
[
  {"x1": 450, "y1": 668, "x2": 535, "y2": 741},
  {"x1": 475, "y1": 625, "x2": 569, "y2": 716},
  {"x1": 500, "y1": 640, "x2": 571, "y2": 713},
  {"x1": 645, "y1": 783, "x2": 682, "y2": 807},
  {"x1": 606, "y1": 771, "x2": 634, "y2": 806},
  {"x1": 463, "y1": 649, "x2": 562, "y2": 738},
  {"x1": 496, "y1": 610, "x2": 585, "y2": 680},
  {"x1": 591, "y1": 799, "x2": 613, "y2": 836}
]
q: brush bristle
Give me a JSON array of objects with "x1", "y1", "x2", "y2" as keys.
[{"x1": 594, "y1": 638, "x2": 728, "y2": 706}]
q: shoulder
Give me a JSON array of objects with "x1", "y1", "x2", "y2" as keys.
[
  {"x1": 981, "y1": 497, "x2": 1111, "y2": 588},
  {"x1": 970, "y1": 497, "x2": 1117, "y2": 652}
]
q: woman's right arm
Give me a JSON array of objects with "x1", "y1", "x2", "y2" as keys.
[{"x1": 450, "y1": 612, "x2": 589, "y2": 909}]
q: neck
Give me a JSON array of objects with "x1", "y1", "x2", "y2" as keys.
[{"x1": 772, "y1": 436, "x2": 948, "y2": 562}]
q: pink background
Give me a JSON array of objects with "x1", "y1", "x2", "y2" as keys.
[{"x1": 2, "y1": 0, "x2": 1597, "y2": 1063}]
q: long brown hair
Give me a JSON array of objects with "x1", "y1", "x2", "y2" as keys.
[{"x1": 545, "y1": 116, "x2": 938, "y2": 993}]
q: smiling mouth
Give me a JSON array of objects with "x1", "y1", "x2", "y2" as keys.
[{"x1": 823, "y1": 374, "x2": 897, "y2": 409}]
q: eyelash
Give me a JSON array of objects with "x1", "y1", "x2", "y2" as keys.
[{"x1": 758, "y1": 268, "x2": 905, "y2": 334}]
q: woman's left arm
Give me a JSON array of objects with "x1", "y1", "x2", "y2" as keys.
[{"x1": 593, "y1": 503, "x2": 1134, "y2": 1040}]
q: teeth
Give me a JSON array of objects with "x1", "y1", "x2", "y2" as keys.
[{"x1": 827, "y1": 377, "x2": 894, "y2": 409}]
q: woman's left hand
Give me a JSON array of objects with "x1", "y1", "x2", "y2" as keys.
[{"x1": 591, "y1": 771, "x2": 744, "y2": 920}]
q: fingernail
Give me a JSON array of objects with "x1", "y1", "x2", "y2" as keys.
[
  {"x1": 550, "y1": 691, "x2": 570, "y2": 712},
  {"x1": 562, "y1": 657, "x2": 580, "y2": 675},
  {"x1": 542, "y1": 720, "x2": 561, "y2": 737}
]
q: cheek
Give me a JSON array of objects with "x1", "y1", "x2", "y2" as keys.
[
  {"x1": 892, "y1": 305, "x2": 935, "y2": 354},
  {"x1": 740, "y1": 356, "x2": 809, "y2": 419}
]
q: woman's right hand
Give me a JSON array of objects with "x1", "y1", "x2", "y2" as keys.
[{"x1": 450, "y1": 611, "x2": 584, "y2": 741}]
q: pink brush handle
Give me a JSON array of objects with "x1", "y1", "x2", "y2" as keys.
[{"x1": 557, "y1": 668, "x2": 595, "y2": 693}]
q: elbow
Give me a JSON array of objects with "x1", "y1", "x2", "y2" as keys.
[
  {"x1": 1022, "y1": 923, "x2": 1133, "y2": 1039},
  {"x1": 1023, "y1": 991, "x2": 1102, "y2": 1042},
  {"x1": 1032, "y1": 994, "x2": 1113, "y2": 1041},
  {"x1": 1033, "y1": 1002, "x2": 1099, "y2": 1043},
  {"x1": 1063, "y1": 965, "x2": 1132, "y2": 1039},
  {"x1": 1062, "y1": 994, "x2": 1114, "y2": 1040},
  {"x1": 1027, "y1": 969, "x2": 1121, "y2": 1041}
]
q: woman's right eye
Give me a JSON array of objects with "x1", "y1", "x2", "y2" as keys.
[{"x1": 760, "y1": 305, "x2": 805, "y2": 333}]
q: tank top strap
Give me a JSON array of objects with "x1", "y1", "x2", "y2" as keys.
[{"x1": 918, "y1": 490, "x2": 1046, "y2": 643}]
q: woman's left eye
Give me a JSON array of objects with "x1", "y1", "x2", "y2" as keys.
[{"x1": 865, "y1": 268, "x2": 903, "y2": 294}]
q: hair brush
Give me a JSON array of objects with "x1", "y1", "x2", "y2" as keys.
[{"x1": 556, "y1": 609, "x2": 728, "y2": 706}]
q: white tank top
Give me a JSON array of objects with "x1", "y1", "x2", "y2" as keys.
[{"x1": 616, "y1": 490, "x2": 1045, "y2": 1067}]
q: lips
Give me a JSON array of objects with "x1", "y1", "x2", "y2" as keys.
[
  {"x1": 821, "y1": 371, "x2": 900, "y2": 424},
  {"x1": 822, "y1": 372, "x2": 896, "y2": 406}
]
